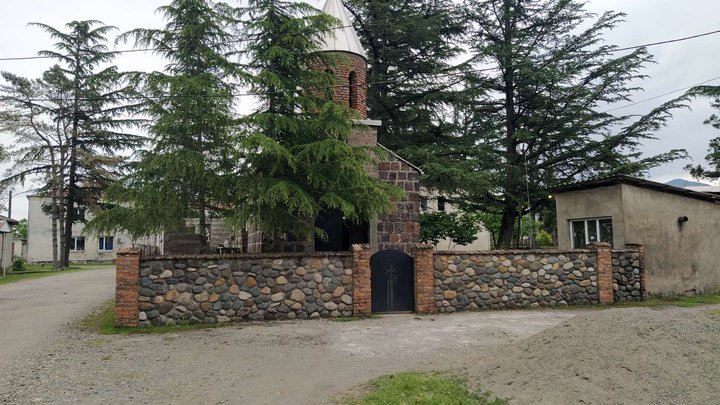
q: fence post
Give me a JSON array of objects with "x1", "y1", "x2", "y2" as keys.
[
  {"x1": 626, "y1": 243, "x2": 646, "y2": 300},
  {"x1": 352, "y1": 244, "x2": 372, "y2": 317},
  {"x1": 115, "y1": 247, "x2": 141, "y2": 327},
  {"x1": 413, "y1": 244, "x2": 437, "y2": 314},
  {"x1": 590, "y1": 242, "x2": 614, "y2": 305}
]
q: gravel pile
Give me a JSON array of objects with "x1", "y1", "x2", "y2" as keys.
[{"x1": 468, "y1": 306, "x2": 720, "y2": 404}]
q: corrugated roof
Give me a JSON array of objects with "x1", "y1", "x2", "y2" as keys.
[
  {"x1": 554, "y1": 175, "x2": 720, "y2": 204},
  {"x1": 316, "y1": 0, "x2": 367, "y2": 60}
]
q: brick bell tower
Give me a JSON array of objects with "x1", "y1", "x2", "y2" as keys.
[{"x1": 316, "y1": 0, "x2": 380, "y2": 147}]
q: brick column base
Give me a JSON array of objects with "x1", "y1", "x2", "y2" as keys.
[
  {"x1": 352, "y1": 244, "x2": 372, "y2": 317},
  {"x1": 413, "y1": 244, "x2": 436, "y2": 314},
  {"x1": 591, "y1": 242, "x2": 613, "y2": 305},
  {"x1": 116, "y1": 248, "x2": 141, "y2": 327}
]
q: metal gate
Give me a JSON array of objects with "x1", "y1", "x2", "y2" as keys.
[{"x1": 370, "y1": 249, "x2": 414, "y2": 313}]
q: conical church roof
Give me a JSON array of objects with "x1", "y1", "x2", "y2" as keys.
[{"x1": 316, "y1": 0, "x2": 367, "y2": 60}]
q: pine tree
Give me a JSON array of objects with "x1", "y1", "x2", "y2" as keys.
[
  {"x1": 344, "y1": 0, "x2": 465, "y2": 149},
  {"x1": 443, "y1": 0, "x2": 687, "y2": 248},
  {"x1": 0, "y1": 68, "x2": 73, "y2": 268},
  {"x1": 685, "y1": 86, "x2": 720, "y2": 179},
  {"x1": 86, "y1": 0, "x2": 240, "y2": 241},
  {"x1": 3, "y1": 21, "x2": 142, "y2": 267},
  {"x1": 232, "y1": 0, "x2": 402, "y2": 247}
]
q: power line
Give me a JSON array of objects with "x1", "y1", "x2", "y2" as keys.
[
  {"x1": 0, "y1": 24, "x2": 356, "y2": 62},
  {"x1": 602, "y1": 75, "x2": 720, "y2": 113},
  {"x1": 1, "y1": 24, "x2": 719, "y2": 62},
  {"x1": 611, "y1": 29, "x2": 720, "y2": 53}
]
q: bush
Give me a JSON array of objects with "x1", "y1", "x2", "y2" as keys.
[
  {"x1": 536, "y1": 230, "x2": 554, "y2": 247},
  {"x1": 11, "y1": 257, "x2": 27, "y2": 272}
]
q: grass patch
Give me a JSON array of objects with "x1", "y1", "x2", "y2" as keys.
[
  {"x1": 704, "y1": 309, "x2": 720, "y2": 316},
  {"x1": 609, "y1": 293, "x2": 720, "y2": 309},
  {"x1": 340, "y1": 372, "x2": 507, "y2": 405},
  {"x1": 0, "y1": 264, "x2": 109, "y2": 286},
  {"x1": 80, "y1": 300, "x2": 225, "y2": 335}
]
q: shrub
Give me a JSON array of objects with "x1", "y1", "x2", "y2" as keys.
[{"x1": 11, "y1": 257, "x2": 27, "y2": 272}]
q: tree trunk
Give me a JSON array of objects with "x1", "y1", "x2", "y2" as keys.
[{"x1": 50, "y1": 196, "x2": 59, "y2": 269}]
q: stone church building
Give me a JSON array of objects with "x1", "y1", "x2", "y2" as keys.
[{"x1": 245, "y1": 0, "x2": 422, "y2": 255}]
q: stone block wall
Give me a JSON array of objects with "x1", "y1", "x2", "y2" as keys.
[
  {"x1": 433, "y1": 250, "x2": 599, "y2": 312},
  {"x1": 133, "y1": 252, "x2": 354, "y2": 326},
  {"x1": 377, "y1": 158, "x2": 421, "y2": 254},
  {"x1": 612, "y1": 250, "x2": 643, "y2": 302}
]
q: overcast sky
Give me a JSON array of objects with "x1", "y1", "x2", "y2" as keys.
[{"x1": 1, "y1": 0, "x2": 719, "y2": 219}]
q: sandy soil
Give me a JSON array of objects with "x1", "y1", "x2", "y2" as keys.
[{"x1": 467, "y1": 306, "x2": 720, "y2": 405}]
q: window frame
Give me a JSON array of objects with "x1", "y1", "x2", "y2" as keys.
[
  {"x1": 70, "y1": 236, "x2": 86, "y2": 251},
  {"x1": 98, "y1": 236, "x2": 114, "y2": 251},
  {"x1": 569, "y1": 217, "x2": 613, "y2": 248}
]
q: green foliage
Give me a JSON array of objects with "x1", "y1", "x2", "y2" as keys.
[
  {"x1": 420, "y1": 211, "x2": 479, "y2": 248},
  {"x1": 344, "y1": 0, "x2": 466, "y2": 150},
  {"x1": 232, "y1": 0, "x2": 403, "y2": 240},
  {"x1": 536, "y1": 230, "x2": 553, "y2": 248},
  {"x1": 2, "y1": 21, "x2": 144, "y2": 266},
  {"x1": 11, "y1": 257, "x2": 26, "y2": 272},
  {"x1": 422, "y1": 0, "x2": 687, "y2": 248},
  {"x1": 684, "y1": 86, "x2": 720, "y2": 179},
  {"x1": 87, "y1": 0, "x2": 240, "y2": 238},
  {"x1": 12, "y1": 218, "x2": 27, "y2": 239},
  {"x1": 341, "y1": 372, "x2": 507, "y2": 405}
]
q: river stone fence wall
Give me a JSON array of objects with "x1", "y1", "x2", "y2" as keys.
[{"x1": 115, "y1": 243, "x2": 645, "y2": 327}]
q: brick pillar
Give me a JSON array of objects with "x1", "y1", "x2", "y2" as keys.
[
  {"x1": 626, "y1": 243, "x2": 647, "y2": 300},
  {"x1": 413, "y1": 244, "x2": 436, "y2": 314},
  {"x1": 115, "y1": 248, "x2": 141, "y2": 327},
  {"x1": 591, "y1": 242, "x2": 613, "y2": 305},
  {"x1": 352, "y1": 244, "x2": 372, "y2": 316}
]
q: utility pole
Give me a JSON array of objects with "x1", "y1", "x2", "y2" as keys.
[{"x1": 7, "y1": 190, "x2": 12, "y2": 219}]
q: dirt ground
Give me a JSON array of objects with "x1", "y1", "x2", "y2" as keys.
[{"x1": 1, "y1": 273, "x2": 719, "y2": 405}]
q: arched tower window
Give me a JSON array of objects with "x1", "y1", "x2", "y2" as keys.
[{"x1": 348, "y1": 71, "x2": 357, "y2": 110}]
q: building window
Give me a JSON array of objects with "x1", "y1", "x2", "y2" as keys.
[
  {"x1": 348, "y1": 71, "x2": 357, "y2": 110},
  {"x1": 70, "y1": 236, "x2": 85, "y2": 251},
  {"x1": 74, "y1": 206, "x2": 86, "y2": 221},
  {"x1": 420, "y1": 198, "x2": 428, "y2": 212},
  {"x1": 98, "y1": 236, "x2": 114, "y2": 251},
  {"x1": 570, "y1": 218, "x2": 613, "y2": 248},
  {"x1": 437, "y1": 197, "x2": 447, "y2": 212}
]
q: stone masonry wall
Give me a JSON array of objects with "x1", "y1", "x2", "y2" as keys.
[
  {"x1": 433, "y1": 250, "x2": 600, "y2": 312},
  {"x1": 377, "y1": 158, "x2": 421, "y2": 254},
  {"x1": 136, "y1": 253, "x2": 354, "y2": 326},
  {"x1": 612, "y1": 250, "x2": 643, "y2": 302}
]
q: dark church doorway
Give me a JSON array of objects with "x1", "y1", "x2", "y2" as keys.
[
  {"x1": 314, "y1": 210, "x2": 369, "y2": 252},
  {"x1": 370, "y1": 249, "x2": 414, "y2": 313}
]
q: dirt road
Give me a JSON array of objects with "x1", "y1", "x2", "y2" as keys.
[
  {"x1": 1, "y1": 273, "x2": 718, "y2": 405},
  {"x1": 0, "y1": 308, "x2": 577, "y2": 404},
  {"x1": 0, "y1": 267, "x2": 114, "y2": 367}
]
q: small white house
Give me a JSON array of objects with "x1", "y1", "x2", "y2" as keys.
[
  {"x1": 419, "y1": 192, "x2": 493, "y2": 251},
  {"x1": 0, "y1": 215, "x2": 18, "y2": 273},
  {"x1": 26, "y1": 195, "x2": 162, "y2": 263}
]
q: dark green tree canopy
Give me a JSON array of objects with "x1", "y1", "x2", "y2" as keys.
[
  {"x1": 231, "y1": 0, "x2": 403, "y2": 241},
  {"x1": 87, "y1": 0, "x2": 240, "y2": 238},
  {"x1": 419, "y1": 0, "x2": 687, "y2": 247},
  {"x1": 685, "y1": 86, "x2": 720, "y2": 180}
]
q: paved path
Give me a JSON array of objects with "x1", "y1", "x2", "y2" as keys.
[{"x1": 0, "y1": 267, "x2": 115, "y2": 366}]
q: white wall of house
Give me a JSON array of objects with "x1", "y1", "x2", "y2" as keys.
[
  {"x1": 0, "y1": 232, "x2": 12, "y2": 271},
  {"x1": 26, "y1": 196, "x2": 162, "y2": 263},
  {"x1": 420, "y1": 193, "x2": 493, "y2": 251},
  {"x1": 12, "y1": 238, "x2": 27, "y2": 260}
]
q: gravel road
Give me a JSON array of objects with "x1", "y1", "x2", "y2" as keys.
[
  {"x1": 0, "y1": 267, "x2": 115, "y2": 367},
  {"x1": 0, "y1": 307, "x2": 576, "y2": 404},
  {"x1": 2, "y1": 272, "x2": 718, "y2": 405}
]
